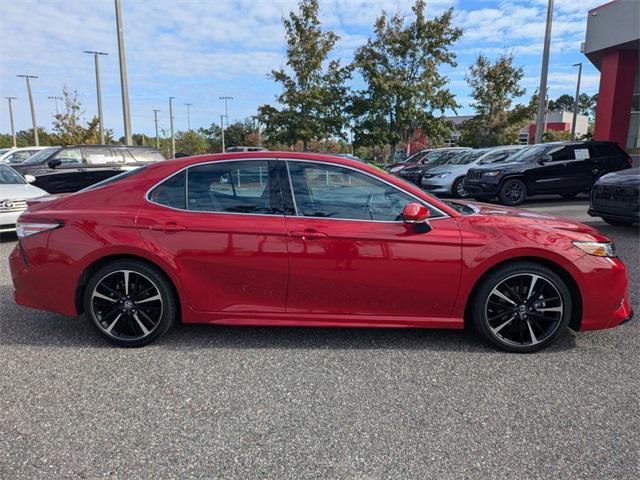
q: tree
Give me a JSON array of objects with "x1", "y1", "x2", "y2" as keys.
[
  {"x1": 548, "y1": 93, "x2": 598, "y2": 118},
  {"x1": 257, "y1": 0, "x2": 351, "y2": 150},
  {"x1": 199, "y1": 123, "x2": 223, "y2": 152},
  {"x1": 174, "y1": 130, "x2": 210, "y2": 156},
  {"x1": 225, "y1": 119, "x2": 261, "y2": 148},
  {"x1": 350, "y1": 0, "x2": 462, "y2": 159},
  {"x1": 52, "y1": 87, "x2": 113, "y2": 145},
  {"x1": 458, "y1": 53, "x2": 533, "y2": 147}
]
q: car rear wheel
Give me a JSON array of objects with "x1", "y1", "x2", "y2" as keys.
[
  {"x1": 83, "y1": 259, "x2": 177, "y2": 347},
  {"x1": 499, "y1": 178, "x2": 526, "y2": 206},
  {"x1": 453, "y1": 177, "x2": 469, "y2": 198},
  {"x1": 471, "y1": 261, "x2": 571, "y2": 353}
]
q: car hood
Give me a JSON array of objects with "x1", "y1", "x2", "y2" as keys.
[
  {"x1": 596, "y1": 167, "x2": 640, "y2": 186},
  {"x1": 0, "y1": 183, "x2": 49, "y2": 200},
  {"x1": 427, "y1": 163, "x2": 470, "y2": 175},
  {"x1": 455, "y1": 200, "x2": 601, "y2": 236}
]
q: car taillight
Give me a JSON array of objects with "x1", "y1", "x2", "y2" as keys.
[{"x1": 16, "y1": 221, "x2": 63, "y2": 239}]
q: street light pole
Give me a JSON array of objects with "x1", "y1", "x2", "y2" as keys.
[
  {"x1": 169, "y1": 97, "x2": 175, "y2": 158},
  {"x1": 534, "y1": 0, "x2": 554, "y2": 144},
  {"x1": 48, "y1": 96, "x2": 62, "y2": 115},
  {"x1": 17, "y1": 75, "x2": 39, "y2": 146},
  {"x1": 220, "y1": 115, "x2": 225, "y2": 153},
  {"x1": 571, "y1": 62, "x2": 583, "y2": 141},
  {"x1": 152, "y1": 109, "x2": 161, "y2": 149},
  {"x1": 84, "y1": 51, "x2": 108, "y2": 144},
  {"x1": 4, "y1": 97, "x2": 17, "y2": 148},
  {"x1": 114, "y1": 0, "x2": 132, "y2": 145},
  {"x1": 184, "y1": 103, "x2": 193, "y2": 131}
]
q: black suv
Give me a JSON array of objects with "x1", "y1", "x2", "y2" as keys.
[
  {"x1": 463, "y1": 141, "x2": 632, "y2": 206},
  {"x1": 12, "y1": 145, "x2": 165, "y2": 193}
]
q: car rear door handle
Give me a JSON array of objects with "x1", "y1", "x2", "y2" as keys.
[
  {"x1": 289, "y1": 230, "x2": 328, "y2": 240},
  {"x1": 150, "y1": 222, "x2": 186, "y2": 232}
]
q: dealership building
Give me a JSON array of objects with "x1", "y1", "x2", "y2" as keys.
[{"x1": 583, "y1": 0, "x2": 640, "y2": 159}]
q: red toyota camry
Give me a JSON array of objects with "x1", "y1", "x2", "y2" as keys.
[{"x1": 9, "y1": 152, "x2": 632, "y2": 352}]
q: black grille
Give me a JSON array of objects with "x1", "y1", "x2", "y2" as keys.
[
  {"x1": 467, "y1": 170, "x2": 483, "y2": 180},
  {"x1": 592, "y1": 184, "x2": 639, "y2": 209}
]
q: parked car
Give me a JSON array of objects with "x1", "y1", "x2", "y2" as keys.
[
  {"x1": 225, "y1": 146, "x2": 268, "y2": 153},
  {"x1": 463, "y1": 141, "x2": 633, "y2": 206},
  {"x1": 10, "y1": 152, "x2": 631, "y2": 352},
  {"x1": 588, "y1": 167, "x2": 639, "y2": 226},
  {"x1": 11, "y1": 145, "x2": 166, "y2": 193},
  {"x1": 421, "y1": 145, "x2": 524, "y2": 198},
  {"x1": 399, "y1": 148, "x2": 471, "y2": 184},
  {"x1": 0, "y1": 164, "x2": 48, "y2": 233},
  {"x1": 335, "y1": 154, "x2": 366, "y2": 163},
  {"x1": 0, "y1": 146, "x2": 49, "y2": 165},
  {"x1": 385, "y1": 149, "x2": 434, "y2": 174}
]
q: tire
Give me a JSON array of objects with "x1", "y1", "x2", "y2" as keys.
[
  {"x1": 452, "y1": 177, "x2": 469, "y2": 198},
  {"x1": 498, "y1": 178, "x2": 527, "y2": 206},
  {"x1": 471, "y1": 261, "x2": 572, "y2": 353},
  {"x1": 83, "y1": 259, "x2": 178, "y2": 347},
  {"x1": 602, "y1": 217, "x2": 634, "y2": 227}
]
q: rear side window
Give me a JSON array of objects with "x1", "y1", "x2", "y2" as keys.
[
  {"x1": 187, "y1": 160, "x2": 274, "y2": 214},
  {"x1": 149, "y1": 171, "x2": 186, "y2": 209},
  {"x1": 123, "y1": 149, "x2": 165, "y2": 163},
  {"x1": 85, "y1": 148, "x2": 121, "y2": 164}
]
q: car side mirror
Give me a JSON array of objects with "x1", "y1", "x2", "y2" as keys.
[
  {"x1": 402, "y1": 202, "x2": 431, "y2": 232},
  {"x1": 24, "y1": 174, "x2": 36, "y2": 183},
  {"x1": 539, "y1": 154, "x2": 552, "y2": 165},
  {"x1": 47, "y1": 158, "x2": 62, "y2": 169}
]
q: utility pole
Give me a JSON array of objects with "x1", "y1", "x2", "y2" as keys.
[
  {"x1": 169, "y1": 97, "x2": 175, "y2": 158},
  {"x1": 153, "y1": 109, "x2": 161, "y2": 149},
  {"x1": 48, "y1": 95, "x2": 62, "y2": 115},
  {"x1": 114, "y1": 0, "x2": 132, "y2": 144},
  {"x1": 571, "y1": 62, "x2": 583, "y2": 141},
  {"x1": 4, "y1": 97, "x2": 17, "y2": 148},
  {"x1": 534, "y1": 0, "x2": 554, "y2": 144},
  {"x1": 17, "y1": 74, "x2": 39, "y2": 146},
  {"x1": 220, "y1": 115, "x2": 225, "y2": 152},
  {"x1": 184, "y1": 103, "x2": 193, "y2": 131},
  {"x1": 84, "y1": 51, "x2": 108, "y2": 144}
]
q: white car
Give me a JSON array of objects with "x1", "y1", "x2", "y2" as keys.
[
  {"x1": 0, "y1": 164, "x2": 48, "y2": 233},
  {"x1": 0, "y1": 146, "x2": 49, "y2": 165}
]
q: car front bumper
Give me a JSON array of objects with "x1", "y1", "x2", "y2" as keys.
[
  {"x1": 421, "y1": 176, "x2": 455, "y2": 195},
  {"x1": 0, "y1": 210, "x2": 24, "y2": 233},
  {"x1": 462, "y1": 178, "x2": 501, "y2": 197}
]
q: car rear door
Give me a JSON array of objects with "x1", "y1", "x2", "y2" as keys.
[
  {"x1": 138, "y1": 159, "x2": 289, "y2": 315},
  {"x1": 282, "y1": 159, "x2": 462, "y2": 321},
  {"x1": 529, "y1": 145, "x2": 592, "y2": 194}
]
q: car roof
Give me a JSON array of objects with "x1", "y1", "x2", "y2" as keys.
[{"x1": 60, "y1": 144, "x2": 160, "y2": 150}]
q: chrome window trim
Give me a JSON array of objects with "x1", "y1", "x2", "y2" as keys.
[
  {"x1": 144, "y1": 157, "x2": 450, "y2": 222},
  {"x1": 284, "y1": 158, "x2": 450, "y2": 221}
]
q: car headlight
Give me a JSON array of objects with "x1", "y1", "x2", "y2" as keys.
[
  {"x1": 437, "y1": 172, "x2": 451, "y2": 178},
  {"x1": 572, "y1": 241, "x2": 616, "y2": 257},
  {"x1": 483, "y1": 171, "x2": 502, "y2": 178}
]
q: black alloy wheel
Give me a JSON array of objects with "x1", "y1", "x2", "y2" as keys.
[
  {"x1": 499, "y1": 178, "x2": 527, "y2": 206},
  {"x1": 84, "y1": 259, "x2": 177, "y2": 347},
  {"x1": 472, "y1": 262, "x2": 571, "y2": 353}
]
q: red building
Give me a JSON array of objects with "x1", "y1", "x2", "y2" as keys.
[{"x1": 583, "y1": 0, "x2": 640, "y2": 160}]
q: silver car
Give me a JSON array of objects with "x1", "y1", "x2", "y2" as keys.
[{"x1": 421, "y1": 145, "x2": 524, "y2": 198}]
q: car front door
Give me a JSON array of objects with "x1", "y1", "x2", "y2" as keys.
[
  {"x1": 137, "y1": 159, "x2": 289, "y2": 315},
  {"x1": 283, "y1": 160, "x2": 462, "y2": 321},
  {"x1": 35, "y1": 147, "x2": 86, "y2": 193}
]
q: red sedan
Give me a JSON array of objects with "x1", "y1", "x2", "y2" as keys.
[{"x1": 9, "y1": 152, "x2": 632, "y2": 352}]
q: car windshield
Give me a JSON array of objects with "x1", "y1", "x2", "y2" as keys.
[
  {"x1": 0, "y1": 148, "x2": 11, "y2": 156},
  {"x1": 20, "y1": 146, "x2": 60, "y2": 165},
  {"x1": 448, "y1": 150, "x2": 486, "y2": 165},
  {"x1": 504, "y1": 145, "x2": 550, "y2": 163},
  {"x1": 425, "y1": 150, "x2": 466, "y2": 167},
  {"x1": 0, "y1": 165, "x2": 26, "y2": 184},
  {"x1": 401, "y1": 150, "x2": 429, "y2": 163}
]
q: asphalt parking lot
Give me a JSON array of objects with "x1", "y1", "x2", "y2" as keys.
[{"x1": 1, "y1": 195, "x2": 638, "y2": 479}]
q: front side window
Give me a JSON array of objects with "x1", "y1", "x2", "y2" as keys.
[
  {"x1": 187, "y1": 160, "x2": 274, "y2": 214},
  {"x1": 53, "y1": 148, "x2": 84, "y2": 165},
  {"x1": 287, "y1": 161, "x2": 430, "y2": 221}
]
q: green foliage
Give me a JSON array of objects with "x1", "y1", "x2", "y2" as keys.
[
  {"x1": 51, "y1": 86, "x2": 114, "y2": 145},
  {"x1": 458, "y1": 53, "x2": 533, "y2": 147},
  {"x1": 548, "y1": 93, "x2": 597, "y2": 118},
  {"x1": 0, "y1": 128, "x2": 55, "y2": 148},
  {"x1": 257, "y1": 0, "x2": 351, "y2": 150},
  {"x1": 174, "y1": 130, "x2": 210, "y2": 156},
  {"x1": 542, "y1": 130, "x2": 571, "y2": 142},
  {"x1": 350, "y1": 0, "x2": 462, "y2": 158},
  {"x1": 224, "y1": 119, "x2": 261, "y2": 148}
]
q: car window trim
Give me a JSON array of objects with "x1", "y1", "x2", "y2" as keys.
[
  {"x1": 145, "y1": 158, "x2": 286, "y2": 218},
  {"x1": 283, "y1": 158, "x2": 449, "y2": 222}
]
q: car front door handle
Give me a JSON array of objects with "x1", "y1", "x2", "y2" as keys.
[
  {"x1": 289, "y1": 230, "x2": 328, "y2": 240},
  {"x1": 150, "y1": 222, "x2": 186, "y2": 232}
]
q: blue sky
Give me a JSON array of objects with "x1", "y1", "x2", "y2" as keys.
[{"x1": 0, "y1": 0, "x2": 603, "y2": 138}]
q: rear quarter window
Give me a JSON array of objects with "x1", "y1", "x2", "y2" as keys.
[{"x1": 148, "y1": 171, "x2": 186, "y2": 209}]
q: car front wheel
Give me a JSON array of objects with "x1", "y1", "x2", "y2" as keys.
[
  {"x1": 453, "y1": 177, "x2": 469, "y2": 198},
  {"x1": 499, "y1": 178, "x2": 527, "y2": 206},
  {"x1": 83, "y1": 259, "x2": 178, "y2": 347},
  {"x1": 471, "y1": 261, "x2": 572, "y2": 353}
]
